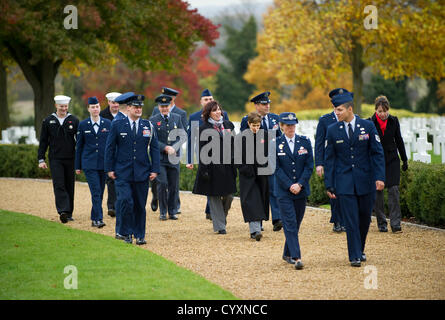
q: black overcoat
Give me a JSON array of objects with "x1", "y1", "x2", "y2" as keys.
[
  {"x1": 192, "y1": 120, "x2": 237, "y2": 197},
  {"x1": 370, "y1": 114, "x2": 408, "y2": 188}
]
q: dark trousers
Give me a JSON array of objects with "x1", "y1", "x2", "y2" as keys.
[
  {"x1": 269, "y1": 175, "x2": 281, "y2": 222},
  {"x1": 115, "y1": 179, "x2": 149, "y2": 239},
  {"x1": 329, "y1": 198, "x2": 343, "y2": 225},
  {"x1": 151, "y1": 178, "x2": 158, "y2": 203},
  {"x1": 338, "y1": 192, "x2": 375, "y2": 261},
  {"x1": 374, "y1": 186, "x2": 402, "y2": 229},
  {"x1": 84, "y1": 169, "x2": 106, "y2": 221},
  {"x1": 278, "y1": 197, "x2": 306, "y2": 260},
  {"x1": 158, "y1": 164, "x2": 179, "y2": 216},
  {"x1": 49, "y1": 158, "x2": 75, "y2": 216},
  {"x1": 105, "y1": 176, "x2": 116, "y2": 210}
]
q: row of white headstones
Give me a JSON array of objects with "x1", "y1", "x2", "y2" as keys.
[{"x1": 1, "y1": 117, "x2": 445, "y2": 164}]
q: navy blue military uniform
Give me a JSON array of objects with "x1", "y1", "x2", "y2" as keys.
[
  {"x1": 324, "y1": 93, "x2": 385, "y2": 265},
  {"x1": 104, "y1": 94, "x2": 160, "y2": 244},
  {"x1": 274, "y1": 113, "x2": 313, "y2": 269},
  {"x1": 150, "y1": 94, "x2": 185, "y2": 220},
  {"x1": 240, "y1": 91, "x2": 283, "y2": 231},
  {"x1": 75, "y1": 113, "x2": 111, "y2": 226}
]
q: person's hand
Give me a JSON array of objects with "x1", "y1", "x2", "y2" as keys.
[
  {"x1": 75, "y1": 170, "x2": 81, "y2": 175},
  {"x1": 402, "y1": 161, "x2": 408, "y2": 171},
  {"x1": 164, "y1": 146, "x2": 176, "y2": 155},
  {"x1": 38, "y1": 162, "x2": 48, "y2": 169},
  {"x1": 376, "y1": 180, "x2": 385, "y2": 191},
  {"x1": 108, "y1": 171, "x2": 116, "y2": 180},
  {"x1": 316, "y1": 165, "x2": 324, "y2": 178},
  {"x1": 149, "y1": 172, "x2": 158, "y2": 181},
  {"x1": 326, "y1": 188, "x2": 336, "y2": 199},
  {"x1": 290, "y1": 183, "x2": 302, "y2": 195},
  {"x1": 186, "y1": 164, "x2": 194, "y2": 170}
]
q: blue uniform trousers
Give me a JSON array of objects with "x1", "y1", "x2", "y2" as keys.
[
  {"x1": 329, "y1": 198, "x2": 343, "y2": 225},
  {"x1": 278, "y1": 197, "x2": 306, "y2": 259},
  {"x1": 158, "y1": 164, "x2": 179, "y2": 216},
  {"x1": 269, "y1": 175, "x2": 281, "y2": 222},
  {"x1": 338, "y1": 191, "x2": 375, "y2": 261},
  {"x1": 115, "y1": 179, "x2": 149, "y2": 239},
  {"x1": 84, "y1": 169, "x2": 106, "y2": 221}
]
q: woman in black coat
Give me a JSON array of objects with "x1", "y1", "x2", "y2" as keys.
[
  {"x1": 192, "y1": 101, "x2": 237, "y2": 234},
  {"x1": 370, "y1": 95, "x2": 408, "y2": 233},
  {"x1": 237, "y1": 112, "x2": 270, "y2": 241}
]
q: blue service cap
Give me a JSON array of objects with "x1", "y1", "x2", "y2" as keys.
[
  {"x1": 201, "y1": 88, "x2": 212, "y2": 97},
  {"x1": 331, "y1": 91, "x2": 354, "y2": 107},
  {"x1": 161, "y1": 87, "x2": 179, "y2": 97},
  {"x1": 127, "y1": 94, "x2": 145, "y2": 106},
  {"x1": 88, "y1": 96, "x2": 99, "y2": 105},
  {"x1": 155, "y1": 94, "x2": 172, "y2": 106},
  {"x1": 115, "y1": 92, "x2": 135, "y2": 104},
  {"x1": 328, "y1": 88, "x2": 350, "y2": 98},
  {"x1": 250, "y1": 91, "x2": 271, "y2": 104},
  {"x1": 279, "y1": 112, "x2": 298, "y2": 125}
]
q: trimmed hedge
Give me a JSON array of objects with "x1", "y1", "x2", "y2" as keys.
[{"x1": 1, "y1": 144, "x2": 443, "y2": 227}]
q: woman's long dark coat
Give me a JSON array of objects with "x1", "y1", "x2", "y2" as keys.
[
  {"x1": 192, "y1": 120, "x2": 237, "y2": 197},
  {"x1": 237, "y1": 130, "x2": 270, "y2": 222},
  {"x1": 370, "y1": 114, "x2": 408, "y2": 188}
]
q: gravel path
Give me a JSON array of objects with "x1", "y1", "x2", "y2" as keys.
[{"x1": 0, "y1": 178, "x2": 443, "y2": 299}]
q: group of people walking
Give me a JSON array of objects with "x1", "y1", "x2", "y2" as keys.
[{"x1": 38, "y1": 86, "x2": 407, "y2": 269}]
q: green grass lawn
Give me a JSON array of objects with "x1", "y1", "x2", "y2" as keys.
[
  {"x1": 411, "y1": 149, "x2": 443, "y2": 164},
  {"x1": 0, "y1": 210, "x2": 237, "y2": 300}
]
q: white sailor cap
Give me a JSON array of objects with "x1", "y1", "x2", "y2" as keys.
[
  {"x1": 105, "y1": 92, "x2": 122, "y2": 102},
  {"x1": 54, "y1": 95, "x2": 71, "y2": 105}
]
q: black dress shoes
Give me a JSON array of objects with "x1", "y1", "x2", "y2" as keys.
[
  {"x1": 136, "y1": 238, "x2": 147, "y2": 245},
  {"x1": 351, "y1": 259, "x2": 361, "y2": 267},
  {"x1": 295, "y1": 259, "x2": 304, "y2": 270},
  {"x1": 59, "y1": 212, "x2": 69, "y2": 224},
  {"x1": 115, "y1": 233, "x2": 125, "y2": 240},
  {"x1": 282, "y1": 256, "x2": 296, "y2": 264},
  {"x1": 206, "y1": 213, "x2": 212, "y2": 220},
  {"x1": 333, "y1": 222, "x2": 342, "y2": 233},
  {"x1": 108, "y1": 209, "x2": 116, "y2": 217},
  {"x1": 360, "y1": 253, "x2": 367, "y2": 262},
  {"x1": 273, "y1": 220, "x2": 283, "y2": 232},
  {"x1": 67, "y1": 216, "x2": 74, "y2": 222},
  {"x1": 151, "y1": 199, "x2": 158, "y2": 212},
  {"x1": 159, "y1": 214, "x2": 167, "y2": 221},
  {"x1": 218, "y1": 230, "x2": 226, "y2": 234},
  {"x1": 123, "y1": 235, "x2": 132, "y2": 244},
  {"x1": 391, "y1": 226, "x2": 402, "y2": 233},
  {"x1": 92, "y1": 220, "x2": 105, "y2": 228},
  {"x1": 379, "y1": 226, "x2": 388, "y2": 232},
  {"x1": 169, "y1": 214, "x2": 178, "y2": 220}
]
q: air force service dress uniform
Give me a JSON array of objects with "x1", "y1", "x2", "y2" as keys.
[
  {"x1": 324, "y1": 92, "x2": 385, "y2": 265},
  {"x1": 75, "y1": 99, "x2": 112, "y2": 227},
  {"x1": 149, "y1": 95, "x2": 184, "y2": 220},
  {"x1": 38, "y1": 95, "x2": 79, "y2": 223},
  {"x1": 104, "y1": 94, "x2": 160, "y2": 244},
  {"x1": 240, "y1": 91, "x2": 283, "y2": 231},
  {"x1": 274, "y1": 113, "x2": 313, "y2": 269}
]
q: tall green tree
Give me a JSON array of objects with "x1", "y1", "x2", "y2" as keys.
[
  {"x1": 363, "y1": 74, "x2": 410, "y2": 110},
  {"x1": 214, "y1": 15, "x2": 257, "y2": 112},
  {"x1": 0, "y1": 0, "x2": 219, "y2": 136}
]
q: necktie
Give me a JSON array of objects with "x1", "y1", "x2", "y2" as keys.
[
  {"x1": 93, "y1": 122, "x2": 99, "y2": 133},
  {"x1": 289, "y1": 139, "x2": 293, "y2": 153},
  {"x1": 164, "y1": 115, "x2": 169, "y2": 124},
  {"x1": 132, "y1": 121, "x2": 137, "y2": 137},
  {"x1": 348, "y1": 123, "x2": 354, "y2": 141},
  {"x1": 262, "y1": 117, "x2": 268, "y2": 130}
]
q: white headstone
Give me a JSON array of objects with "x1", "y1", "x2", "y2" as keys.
[{"x1": 413, "y1": 137, "x2": 432, "y2": 163}]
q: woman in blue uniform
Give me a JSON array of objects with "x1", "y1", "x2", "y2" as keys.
[
  {"x1": 275, "y1": 112, "x2": 314, "y2": 270},
  {"x1": 75, "y1": 96, "x2": 111, "y2": 228}
]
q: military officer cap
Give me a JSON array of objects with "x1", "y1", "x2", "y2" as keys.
[
  {"x1": 250, "y1": 91, "x2": 271, "y2": 104},
  {"x1": 88, "y1": 96, "x2": 99, "y2": 105},
  {"x1": 279, "y1": 112, "x2": 298, "y2": 125},
  {"x1": 105, "y1": 92, "x2": 121, "y2": 101},
  {"x1": 54, "y1": 95, "x2": 71, "y2": 105},
  {"x1": 126, "y1": 93, "x2": 145, "y2": 106},
  {"x1": 161, "y1": 87, "x2": 179, "y2": 97},
  {"x1": 155, "y1": 94, "x2": 172, "y2": 106},
  {"x1": 201, "y1": 88, "x2": 212, "y2": 97},
  {"x1": 331, "y1": 91, "x2": 354, "y2": 107},
  {"x1": 328, "y1": 88, "x2": 350, "y2": 98},
  {"x1": 114, "y1": 92, "x2": 135, "y2": 104}
]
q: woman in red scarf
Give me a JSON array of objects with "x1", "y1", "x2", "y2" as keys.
[{"x1": 370, "y1": 96, "x2": 408, "y2": 233}]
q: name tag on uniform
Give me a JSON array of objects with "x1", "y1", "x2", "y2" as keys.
[
  {"x1": 143, "y1": 129, "x2": 151, "y2": 137},
  {"x1": 84, "y1": 130, "x2": 91, "y2": 133},
  {"x1": 120, "y1": 132, "x2": 127, "y2": 137},
  {"x1": 359, "y1": 134, "x2": 369, "y2": 140},
  {"x1": 49, "y1": 120, "x2": 56, "y2": 124},
  {"x1": 336, "y1": 140, "x2": 344, "y2": 144},
  {"x1": 278, "y1": 152, "x2": 286, "y2": 156}
]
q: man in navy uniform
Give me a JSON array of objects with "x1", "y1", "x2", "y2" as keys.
[
  {"x1": 150, "y1": 87, "x2": 187, "y2": 214},
  {"x1": 75, "y1": 96, "x2": 112, "y2": 228},
  {"x1": 314, "y1": 88, "x2": 347, "y2": 233},
  {"x1": 186, "y1": 88, "x2": 229, "y2": 220},
  {"x1": 240, "y1": 91, "x2": 283, "y2": 232},
  {"x1": 105, "y1": 93, "x2": 160, "y2": 245},
  {"x1": 38, "y1": 95, "x2": 79, "y2": 223},
  {"x1": 150, "y1": 94, "x2": 185, "y2": 220},
  {"x1": 100, "y1": 92, "x2": 121, "y2": 218},
  {"x1": 324, "y1": 90, "x2": 385, "y2": 267},
  {"x1": 275, "y1": 112, "x2": 314, "y2": 270}
]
